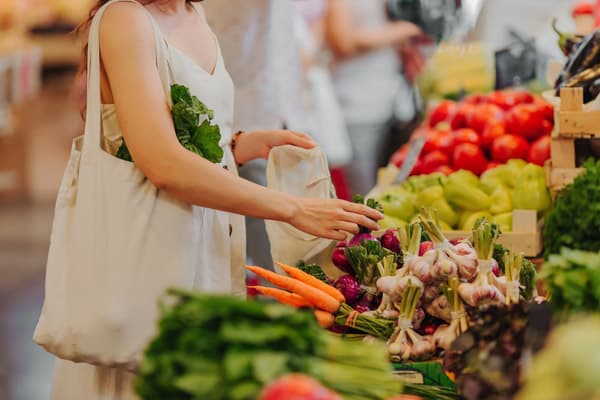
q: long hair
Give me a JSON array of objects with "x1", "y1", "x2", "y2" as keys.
[{"x1": 75, "y1": 0, "x2": 201, "y2": 115}]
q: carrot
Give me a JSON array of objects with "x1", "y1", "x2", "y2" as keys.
[
  {"x1": 314, "y1": 310, "x2": 335, "y2": 329},
  {"x1": 249, "y1": 286, "x2": 312, "y2": 308},
  {"x1": 245, "y1": 265, "x2": 341, "y2": 313},
  {"x1": 276, "y1": 262, "x2": 346, "y2": 303}
]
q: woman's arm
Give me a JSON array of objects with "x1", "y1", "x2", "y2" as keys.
[
  {"x1": 98, "y1": 3, "x2": 380, "y2": 240},
  {"x1": 325, "y1": 0, "x2": 422, "y2": 58}
]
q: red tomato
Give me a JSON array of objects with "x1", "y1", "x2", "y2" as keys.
[
  {"x1": 450, "y1": 103, "x2": 475, "y2": 129},
  {"x1": 259, "y1": 374, "x2": 342, "y2": 400},
  {"x1": 485, "y1": 161, "x2": 501, "y2": 172},
  {"x1": 421, "y1": 150, "x2": 450, "y2": 174},
  {"x1": 533, "y1": 97, "x2": 554, "y2": 122},
  {"x1": 542, "y1": 119, "x2": 553, "y2": 136},
  {"x1": 423, "y1": 130, "x2": 452, "y2": 155},
  {"x1": 452, "y1": 143, "x2": 488, "y2": 176},
  {"x1": 481, "y1": 121, "x2": 506, "y2": 149},
  {"x1": 450, "y1": 128, "x2": 481, "y2": 148},
  {"x1": 390, "y1": 145, "x2": 409, "y2": 167},
  {"x1": 428, "y1": 100, "x2": 456, "y2": 127},
  {"x1": 488, "y1": 90, "x2": 535, "y2": 110},
  {"x1": 463, "y1": 93, "x2": 487, "y2": 105},
  {"x1": 468, "y1": 103, "x2": 504, "y2": 134},
  {"x1": 432, "y1": 165, "x2": 455, "y2": 176},
  {"x1": 528, "y1": 135, "x2": 551, "y2": 166},
  {"x1": 412, "y1": 125, "x2": 430, "y2": 139},
  {"x1": 491, "y1": 134, "x2": 530, "y2": 163},
  {"x1": 505, "y1": 104, "x2": 546, "y2": 140},
  {"x1": 409, "y1": 158, "x2": 425, "y2": 176}
]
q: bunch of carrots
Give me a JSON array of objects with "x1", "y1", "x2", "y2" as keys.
[{"x1": 246, "y1": 262, "x2": 345, "y2": 329}]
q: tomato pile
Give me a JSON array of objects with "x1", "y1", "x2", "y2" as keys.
[{"x1": 390, "y1": 90, "x2": 553, "y2": 176}]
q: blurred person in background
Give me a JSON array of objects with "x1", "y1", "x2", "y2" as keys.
[
  {"x1": 45, "y1": 0, "x2": 382, "y2": 398},
  {"x1": 326, "y1": 0, "x2": 425, "y2": 195},
  {"x1": 203, "y1": 0, "x2": 307, "y2": 270},
  {"x1": 294, "y1": 0, "x2": 353, "y2": 200}
]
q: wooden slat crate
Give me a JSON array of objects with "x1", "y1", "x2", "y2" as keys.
[{"x1": 546, "y1": 87, "x2": 599, "y2": 191}]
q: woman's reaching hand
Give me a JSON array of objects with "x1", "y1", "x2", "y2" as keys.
[{"x1": 233, "y1": 129, "x2": 317, "y2": 165}]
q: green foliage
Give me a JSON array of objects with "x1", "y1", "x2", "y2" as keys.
[
  {"x1": 116, "y1": 84, "x2": 223, "y2": 164},
  {"x1": 543, "y1": 159, "x2": 600, "y2": 258}
]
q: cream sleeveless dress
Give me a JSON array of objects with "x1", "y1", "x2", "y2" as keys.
[{"x1": 49, "y1": 1, "x2": 246, "y2": 398}]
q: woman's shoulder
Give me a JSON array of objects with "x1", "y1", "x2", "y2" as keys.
[{"x1": 98, "y1": 1, "x2": 155, "y2": 54}]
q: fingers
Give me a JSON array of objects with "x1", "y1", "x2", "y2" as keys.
[
  {"x1": 286, "y1": 130, "x2": 317, "y2": 149},
  {"x1": 340, "y1": 211, "x2": 380, "y2": 232},
  {"x1": 334, "y1": 221, "x2": 360, "y2": 235},
  {"x1": 322, "y1": 229, "x2": 347, "y2": 241},
  {"x1": 341, "y1": 200, "x2": 384, "y2": 221}
]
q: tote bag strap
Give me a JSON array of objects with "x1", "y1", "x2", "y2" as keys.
[{"x1": 82, "y1": 0, "x2": 174, "y2": 159}]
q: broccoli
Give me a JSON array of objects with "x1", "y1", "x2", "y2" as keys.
[{"x1": 296, "y1": 260, "x2": 328, "y2": 283}]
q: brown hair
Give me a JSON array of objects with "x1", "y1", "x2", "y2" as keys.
[{"x1": 75, "y1": 0, "x2": 202, "y2": 114}]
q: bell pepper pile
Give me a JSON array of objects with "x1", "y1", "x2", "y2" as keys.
[
  {"x1": 377, "y1": 160, "x2": 550, "y2": 233},
  {"x1": 390, "y1": 89, "x2": 553, "y2": 177}
]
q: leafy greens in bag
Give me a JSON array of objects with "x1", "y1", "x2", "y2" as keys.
[{"x1": 116, "y1": 84, "x2": 223, "y2": 164}]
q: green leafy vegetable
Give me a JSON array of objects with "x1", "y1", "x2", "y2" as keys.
[
  {"x1": 117, "y1": 83, "x2": 223, "y2": 164},
  {"x1": 538, "y1": 248, "x2": 600, "y2": 315},
  {"x1": 296, "y1": 260, "x2": 328, "y2": 283},
  {"x1": 543, "y1": 159, "x2": 600, "y2": 258},
  {"x1": 135, "y1": 289, "x2": 457, "y2": 400}
]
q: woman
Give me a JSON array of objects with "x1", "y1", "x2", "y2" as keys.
[
  {"x1": 42, "y1": 0, "x2": 381, "y2": 398},
  {"x1": 326, "y1": 0, "x2": 424, "y2": 195}
]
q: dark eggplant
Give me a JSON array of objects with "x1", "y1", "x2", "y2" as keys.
[
  {"x1": 562, "y1": 64, "x2": 600, "y2": 103},
  {"x1": 552, "y1": 18, "x2": 585, "y2": 57},
  {"x1": 554, "y1": 31, "x2": 600, "y2": 91}
]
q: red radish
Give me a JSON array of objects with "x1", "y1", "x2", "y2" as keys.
[
  {"x1": 348, "y1": 232, "x2": 378, "y2": 247},
  {"x1": 259, "y1": 374, "x2": 342, "y2": 400},
  {"x1": 429, "y1": 100, "x2": 456, "y2": 127},
  {"x1": 331, "y1": 242, "x2": 352, "y2": 275},
  {"x1": 333, "y1": 275, "x2": 361, "y2": 306},
  {"x1": 450, "y1": 128, "x2": 480, "y2": 148},
  {"x1": 528, "y1": 135, "x2": 551, "y2": 166},
  {"x1": 491, "y1": 134, "x2": 530, "y2": 163},
  {"x1": 491, "y1": 258, "x2": 500, "y2": 277},
  {"x1": 452, "y1": 143, "x2": 488, "y2": 176},
  {"x1": 380, "y1": 229, "x2": 401, "y2": 254}
]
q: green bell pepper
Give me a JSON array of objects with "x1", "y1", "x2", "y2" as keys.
[
  {"x1": 379, "y1": 193, "x2": 416, "y2": 221},
  {"x1": 512, "y1": 164, "x2": 551, "y2": 212},
  {"x1": 379, "y1": 215, "x2": 408, "y2": 230},
  {"x1": 480, "y1": 159, "x2": 527, "y2": 194},
  {"x1": 490, "y1": 185, "x2": 513, "y2": 215},
  {"x1": 491, "y1": 212, "x2": 513, "y2": 232},
  {"x1": 460, "y1": 211, "x2": 492, "y2": 231},
  {"x1": 444, "y1": 172, "x2": 491, "y2": 211},
  {"x1": 405, "y1": 173, "x2": 447, "y2": 193},
  {"x1": 415, "y1": 186, "x2": 458, "y2": 227}
]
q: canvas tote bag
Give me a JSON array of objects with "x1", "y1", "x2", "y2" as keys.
[
  {"x1": 265, "y1": 145, "x2": 336, "y2": 272},
  {"x1": 33, "y1": 0, "x2": 195, "y2": 370}
]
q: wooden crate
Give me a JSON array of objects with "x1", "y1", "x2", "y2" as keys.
[
  {"x1": 546, "y1": 87, "x2": 600, "y2": 191},
  {"x1": 443, "y1": 209, "x2": 542, "y2": 257}
]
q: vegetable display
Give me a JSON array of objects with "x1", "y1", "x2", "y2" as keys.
[
  {"x1": 117, "y1": 84, "x2": 223, "y2": 164},
  {"x1": 389, "y1": 89, "x2": 553, "y2": 176},
  {"x1": 376, "y1": 162, "x2": 549, "y2": 233},
  {"x1": 543, "y1": 159, "x2": 600, "y2": 258}
]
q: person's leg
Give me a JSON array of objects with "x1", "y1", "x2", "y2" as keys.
[
  {"x1": 344, "y1": 122, "x2": 390, "y2": 196},
  {"x1": 238, "y1": 159, "x2": 274, "y2": 270}
]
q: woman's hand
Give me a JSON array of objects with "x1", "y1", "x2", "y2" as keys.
[
  {"x1": 233, "y1": 130, "x2": 317, "y2": 165},
  {"x1": 286, "y1": 198, "x2": 383, "y2": 241}
]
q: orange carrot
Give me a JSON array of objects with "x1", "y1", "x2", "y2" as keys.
[
  {"x1": 276, "y1": 262, "x2": 346, "y2": 303},
  {"x1": 245, "y1": 265, "x2": 341, "y2": 313},
  {"x1": 250, "y1": 286, "x2": 312, "y2": 308},
  {"x1": 314, "y1": 310, "x2": 335, "y2": 328}
]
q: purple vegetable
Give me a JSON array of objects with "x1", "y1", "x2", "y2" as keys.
[
  {"x1": 333, "y1": 274, "x2": 362, "y2": 305},
  {"x1": 348, "y1": 232, "x2": 377, "y2": 248},
  {"x1": 380, "y1": 229, "x2": 401, "y2": 254},
  {"x1": 354, "y1": 293, "x2": 373, "y2": 313},
  {"x1": 491, "y1": 258, "x2": 500, "y2": 277},
  {"x1": 332, "y1": 241, "x2": 353, "y2": 274}
]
